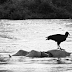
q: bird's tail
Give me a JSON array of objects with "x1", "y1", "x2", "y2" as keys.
[{"x1": 46, "y1": 36, "x2": 50, "y2": 40}]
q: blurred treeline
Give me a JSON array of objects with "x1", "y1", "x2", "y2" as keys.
[{"x1": 0, "y1": 0, "x2": 72, "y2": 19}]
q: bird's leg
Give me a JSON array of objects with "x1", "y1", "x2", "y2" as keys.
[
  {"x1": 59, "y1": 45, "x2": 65, "y2": 51},
  {"x1": 57, "y1": 42, "x2": 60, "y2": 49},
  {"x1": 59, "y1": 45, "x2": 61, "y2": 50},
  {"x1": 57, "y1": 44, "x2": 61, "y2": 50},
  {"x1": 57, "y1": 45, "x2": 60, "y2": 49}
]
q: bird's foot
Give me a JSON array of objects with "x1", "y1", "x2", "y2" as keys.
[
  {"x1": 57, "y1": 45, "x2": 61, "y2": 50},
  {"x1": 57, "y1": 47, "x2": 65, "y2": 51},
  {"x1": 57, "y1": 46, "x2": 60, "y2": 49},
  {"x1": 59, "y1": 47, "x2": 65, "y2": 51},
  {"x1": 60, "y1": 48, "x2": 65, "y2": 51}
]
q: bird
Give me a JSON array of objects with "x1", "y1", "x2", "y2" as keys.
[{"x1": 46, "y1": 32, "x2": 70, "y2": 50}]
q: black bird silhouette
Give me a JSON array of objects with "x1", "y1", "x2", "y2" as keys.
[{"x1": 46, "y1": 32, "x2": 70, "y2": 50}]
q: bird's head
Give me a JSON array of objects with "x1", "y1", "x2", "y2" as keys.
[
  {"x1": 65, "y1": 32, "x2": 70, "y2": 37},
  {"x1": 65, "y1": 32, "x2": 70, "y2": 35}
]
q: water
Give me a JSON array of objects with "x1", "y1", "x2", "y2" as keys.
[
  {"x1": 0, "y1": 56, "x2": 72, "y2": 72},
  {"x1": 0, "y1": 19, "x2": 72, "y2": 72}
]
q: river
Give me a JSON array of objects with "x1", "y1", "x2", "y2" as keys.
[{"x1": 0, "y1": 19, "x2": 72, "y2": 72}]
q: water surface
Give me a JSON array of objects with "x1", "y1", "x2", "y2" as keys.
[{"x1": 0, "y1": 19, "x2": 72, "y2": 72}]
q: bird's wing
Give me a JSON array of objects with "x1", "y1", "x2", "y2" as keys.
[{"x1": 49, "y1": 34, "x2": 65, "y2": 41}]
